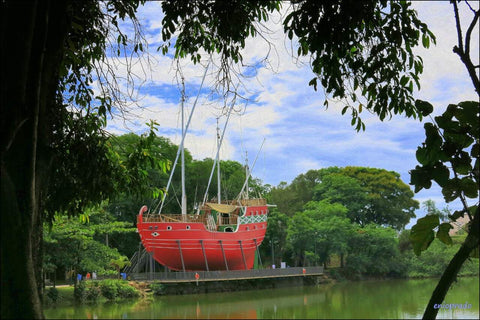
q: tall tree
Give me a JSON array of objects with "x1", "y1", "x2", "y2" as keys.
[
  {"x1": 407, "y1": 2, "x2": 479, "y2": 318},
  {"x1": 1, "y1": 1, "x2": 148, "y2": 318}
]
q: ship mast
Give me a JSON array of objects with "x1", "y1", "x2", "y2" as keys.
[
  {"x1": 216, "y1": 117, "x2": 221, "y2": 204},
  {"x1": 245, "y1": 151, "x2": 249, "y2": 199},
  {"x1": 155, "y1": 61, "x2": 210, "y2": 215},
  {"x1": 181, "y1": 78, "x2": 187, "y2": 217}
]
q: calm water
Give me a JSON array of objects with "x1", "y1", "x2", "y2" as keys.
[{"x1": 45, "y1": 277, "x2": 479, "y2": 319}]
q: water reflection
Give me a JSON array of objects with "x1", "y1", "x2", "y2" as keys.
[{"x1": 45, "y1": 277, "x2": 479, "y2": 319}]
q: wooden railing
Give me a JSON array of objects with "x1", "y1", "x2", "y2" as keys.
[{"x1": 142, "y1": 213, "x2": 238, "y2": 226}]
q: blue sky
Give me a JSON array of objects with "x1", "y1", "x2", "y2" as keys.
[{"x1": 102, "y1": 2, "x2": 479, "y2": 227}]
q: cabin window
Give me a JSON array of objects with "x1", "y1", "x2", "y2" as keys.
[
  {"x1": 186, "y1": 225, "x2": 191, "y2": 230},
  {"x1": 154, "y1": 226, "x2": 158, "y2": 229},
  {"x1": 246, "y1": 227, "x2": 250, "y2": 231},
  {"x1": 225, "y1": 227, "x2": 234, "y2": 232},
  {"x1": 167, "y1": 226, "x2": 172, "y2": 230},
  {"x1": 148, "y1": 226, "x2": 153, "y2": 230}
]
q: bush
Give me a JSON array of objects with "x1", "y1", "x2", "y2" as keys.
[
  {"x1": 150, "y1": 283, "x2": 166, "y2": 296},
  {"x1": 99, "y1": 279, "x2": 139, "y2": 300},
  {"x1": 405, "y1": 235, "x2": 480, "y2": 278},
  {"x1": 85, "y1": 282, "x2": 101, "y2": 302},
  {"x1": 45, "y1": 287, "x2": 59, "y2": 304},
  {"x1": 74, "y1": 281, "x2": 87, "y2": 302},
  {"x1": 100, "y1": 279, "x2": 120, "y2": 300},
  {"x1": 118, "y1": 285, "x2": 140, "y2": 299}
]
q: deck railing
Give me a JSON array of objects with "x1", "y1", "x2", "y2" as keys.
[{"x1": 142, "y1": 213, "x2": 238, "y2": 226}]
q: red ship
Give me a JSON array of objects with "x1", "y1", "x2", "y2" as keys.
[
  {"x1": 137, "y1": 67, "x2": 271, "y2": 271},
  {"x1": 137, "y1": 198, "x2": 268, "y2": 271}
]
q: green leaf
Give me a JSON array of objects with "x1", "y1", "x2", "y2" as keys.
[
  {"x1": 415, "y1": 147, "x2": 428, "y2": 165},
  {"x1": 410, "y1": 214, "x2": 439, "y2": 255},
  {"x1": 448, "y1": 210, "x2": 464, "y2": 222},
  {"x1": 415, "y1": 99, "x2": 433, "y2": 116},
  {"x1": 431, "y1": 164, "x2": 449, "y2": 187},
  {"x1": 436, "y1": 222, "x2": 453, "y2": 245},
  {"x1": 422, "y1": 34, "x2": 430, "y2": 48},
  {"x1": 460, "y1": 177, "x2": 478, "y2": 199}
]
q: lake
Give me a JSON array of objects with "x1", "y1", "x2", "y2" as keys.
[{"x1": 44, "y1": 277, "x2": 479, "y2": 319}]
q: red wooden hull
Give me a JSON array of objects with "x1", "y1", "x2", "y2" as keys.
[{"x1": 137, "y1": 205, "x2": 268, "y2": 271}]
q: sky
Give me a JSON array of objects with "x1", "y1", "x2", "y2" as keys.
[{"x1": 103, "y1": 2, "x2": 479, "y2": 228}]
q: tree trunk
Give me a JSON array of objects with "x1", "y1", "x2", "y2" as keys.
[
  {"x1": 1, "y1": 1, "x2": 69, "y2": 318},
  {"x1": 422, "y1": 209, "x2": 479, "y2": 319}
]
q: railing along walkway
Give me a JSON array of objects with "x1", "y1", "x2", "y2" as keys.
[{"x1": 130, "y1": 266, "x2": 324, "y2": 282}]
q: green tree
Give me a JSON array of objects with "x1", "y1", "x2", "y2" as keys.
[
  {"x1": 287, "y1": 200, "x2": 352, "y2": 267},
  {"x1": 1, "y1": 1, "x2": 152, "y2": 317},
  {"x1": 303, "y1": 200, "x2": 353, "y2": 268},
  {"x1": 421, "y1": 200, "x2": 450, "y2": 222},
  {"x1": 271, "y1": 166, "x2": 418, "y2": 230},
  {"x1": 261, "y1": 208, "x2": 289, "y2": 266},
  {"x1": 43, "y1": 204, "x2": 135, "y2": 281},
  {"x1": 346, "y1": 224, "x2": 407, "y2": 278},
  {"x1": 406, "y1": 1, "x2": 479, "y2": 317},
  {"x1": 342, "y1": 167, "x2": 418, "y2": 230}
]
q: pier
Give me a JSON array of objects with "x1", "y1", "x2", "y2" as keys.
[
  {"x1": 129, "y1": 266, "x2": 324, "y2": 283},
  {"x1": 128, "y1": 266, "x2": 326, "y2": 295}
]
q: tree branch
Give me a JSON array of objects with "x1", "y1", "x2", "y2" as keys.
[
  {"x1": 422, "y1": 207, "x2": 479, "y2": 319},
  {"x1": 464, "y1": 9, "x2": 479, "y2": 56},
  {"x1": 452, "y1": 1, "x2": 464, "y2": 53},
  {"x1": 451, "y1": 1, "x2": 480, "y2": 96}
]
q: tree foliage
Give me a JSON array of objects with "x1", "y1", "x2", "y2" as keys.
[
  {"x1": 270, "y1": 166, "x2": 418, "y2": 230},
  {"x1": 406, "y1": 2, "x2": 479, "y2": 318},
  {"x1": 160, "y1": 0, "x2": 434, "y2": 130},
  {"x1": 1, "y1": 0, "x2": 149, "y2": 317},
  {"x1": 284, "y1": 0, "x2": 435, "y2": 130},
  {"x1": 43, "y1": 204, "x2": 135, "y2": 278},
  {"x1": 346, "y1": 225, "x2": 406, "y2": 278}
]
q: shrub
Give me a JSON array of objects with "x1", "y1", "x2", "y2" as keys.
[
  {"x1": 74, "y1": 281, "x2": 87, "y2": 302},
  {"x1": 85, "y1": 282, "x2": 101, "y2": 302},
  {"x1": 150, "y1": 283, "x2": 166, "y2": 296},
  {"x1": 99, "y1": 279, "x2": 139, "y2": 300},
  {"x1": 46, "y1": 287, "x2": 59, "y2": 304},
  {"x1": 118, "y1": 285, "x2": 140, "y2": 299},
  {"x1": 100, "y1": 279, "x2": 120, "y2": 300}
]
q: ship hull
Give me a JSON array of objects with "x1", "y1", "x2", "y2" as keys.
[{"x1": 137, "y1": 205, "x2": 268, "y2": 271}]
